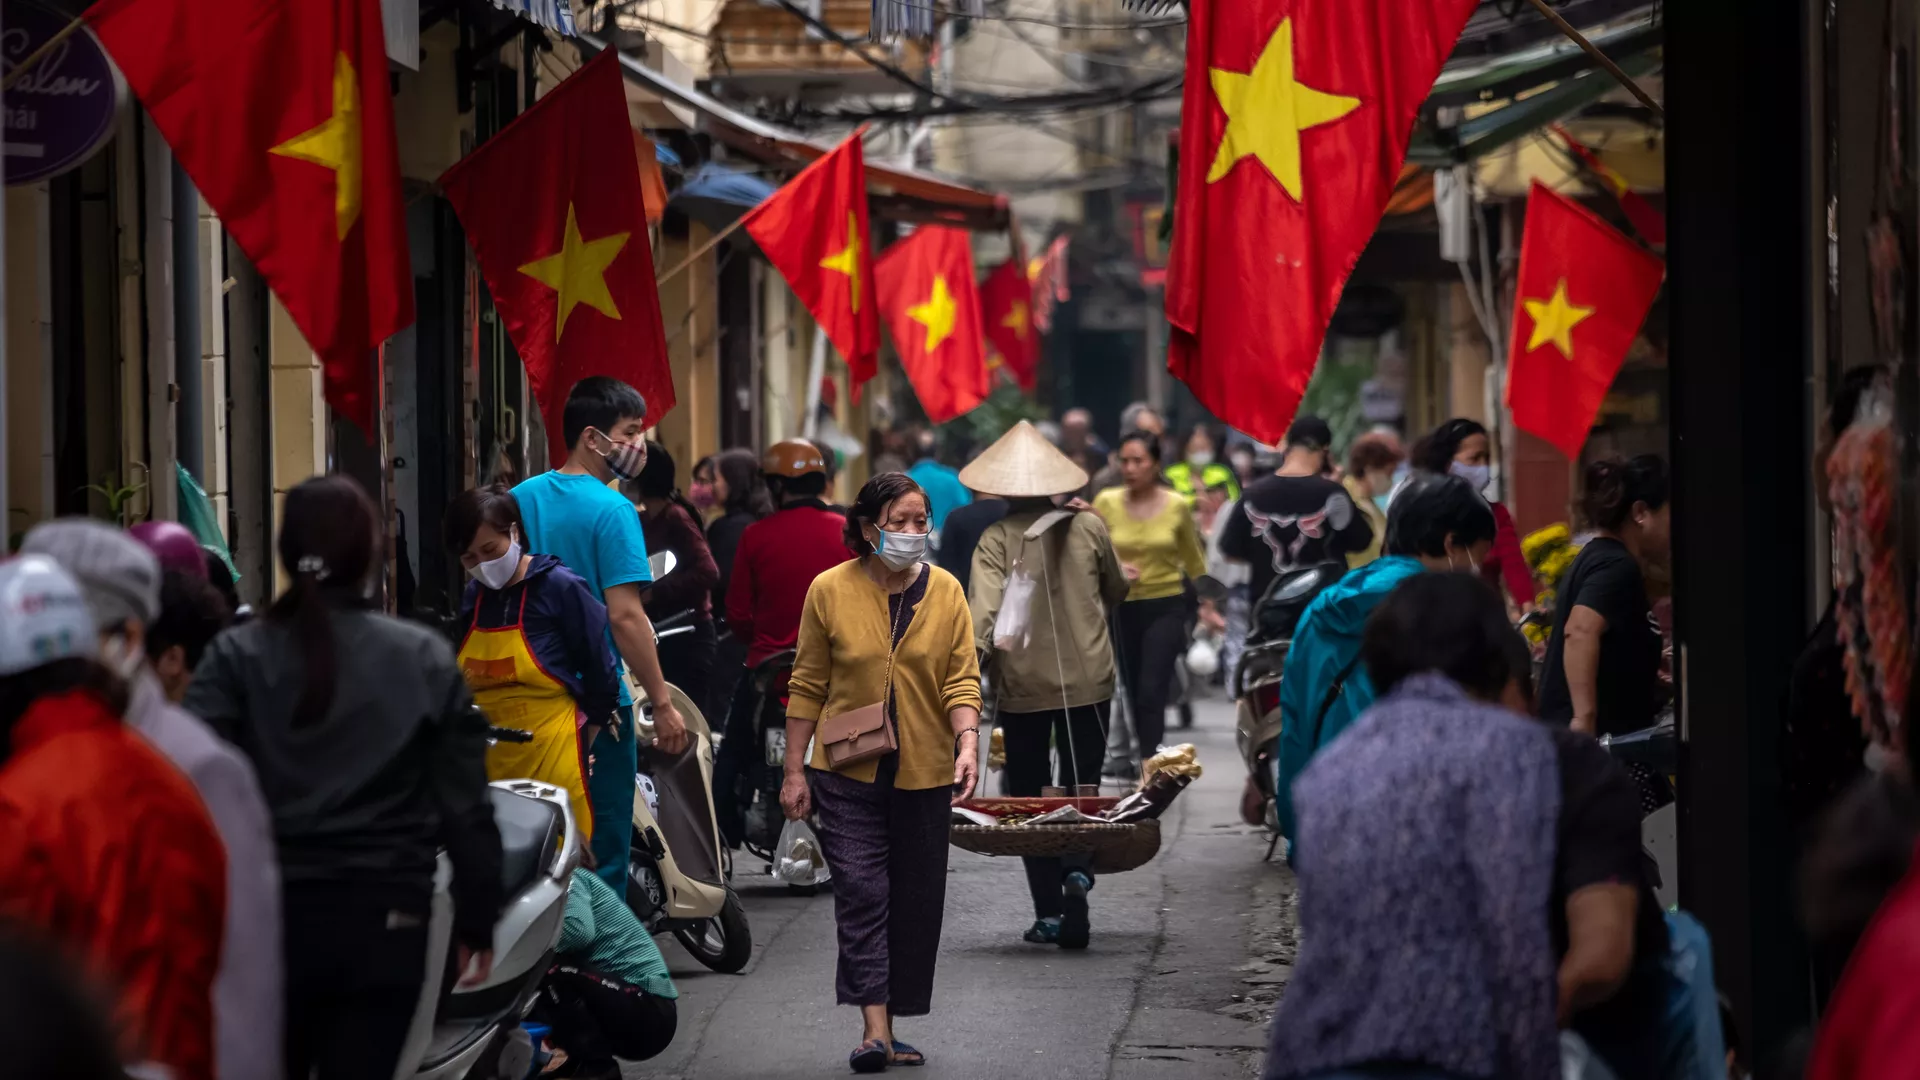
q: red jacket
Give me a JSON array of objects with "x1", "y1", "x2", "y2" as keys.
[
  {"x1": 726, "y1": 501, "x2": 851, "y2": 667},
  {"x1": 1811, "y1": 841, "x2": 1920, "y2": 1080},
  {"x1": 0, "y1": 690, "x2": 226, "y2": 1080},
  {"x1": 1480, "y1": 501, "x2": 1535, "y2": 608}
]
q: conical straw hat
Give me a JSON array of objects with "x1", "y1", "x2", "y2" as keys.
[{"x1": 959, "y1": 420, "x2": 1089, "y2": 498}]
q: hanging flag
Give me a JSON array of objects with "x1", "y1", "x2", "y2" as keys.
[
  {"x1": 1164, "y1": 0, "x2": 1480, "y2": 444},
  {"x1": 1028, "y1": 234, "x2": 1070, "y2": 334},
  {"x1": 438, "y1": 51, "x2": 671, "y2": 465},
  {"x1": 1505, "y1": 182, "x2": 1665, "y2": 460},
  {"x1": 1551, "y1": 125, "x2": 1667, "y2": 246},
  {"x1": 741, "y1": 134, "x2": 881, "y2": 389},
  {"x1": 980, "y1": 259, "x2": 1039, "y2": 391},
  {"x1": 876, "y1": 226, "x2": 989, "y2": 424},
  {"x1": 85, "y1": 0, "x2": 413, "y2": 433}
]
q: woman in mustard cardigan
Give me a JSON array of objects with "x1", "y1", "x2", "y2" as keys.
[{"x1": 779, "y1": 471, "x2": 983, "y2": 1074}]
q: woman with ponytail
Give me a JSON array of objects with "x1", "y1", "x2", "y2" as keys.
[
  {"x1": 1410, "y1": 418, "x2": 1536, "y2": 612},
  {"x1": 184, "y1": 475, "x2": 503, "y2": 1080}
]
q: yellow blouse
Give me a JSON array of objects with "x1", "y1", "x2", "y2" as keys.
[
  {"x1": 1094, "y1": 487, "x2": 1208, "y2": 602},
  {"x1": 787, "y1": 559, "x2": 983, "y2": 789}
]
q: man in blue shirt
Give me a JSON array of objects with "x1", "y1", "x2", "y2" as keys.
[
  {"x1": 513, "y1": 376, "x2": 687, "y2": 893},
  {"x1": 906, "y1": 428, "x2": 972, "y2": 531}
]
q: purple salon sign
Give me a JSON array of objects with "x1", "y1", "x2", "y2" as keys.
[{"x1": 3, "y1": 1, "x2": 125, "y2": 186}]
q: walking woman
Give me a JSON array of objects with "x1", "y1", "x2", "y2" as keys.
[
  {"x1": 1267, "y1": 573, "x2": 1560, "y2": 1080},
  {"x1": 1410, "y1": 418, "x2": 1535, "y2": 611},
  {"x1": 627, "y1": 442, "x2": 723, "y2": 714},
  {"x1": 704, "y1": 449, "x2": 774, "y2": 721},
  {"x1": 447, "y1": 484, "x2": 619, "y2": 841},
  {"x1": 778, "y1": 472, "x2": 982, "y2": 1073},
  {"x1": 1095, "y1": 429, "x2": 1207, "y2": 758},
  {"x1": 965, "y1": 423, "x2": 1129, "y2": 949},
  {"x1": 1537, "y1": 456, "x2": 1672, "y2": 804},
  {"x1": 185, "y1": 476, "x2": 503, "y2": 1080}
]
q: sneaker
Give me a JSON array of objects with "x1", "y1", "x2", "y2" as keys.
[
  {"x1": 1023, "y1": 917, "x2": 1061, "y2": 944},
  {"x1": 1059, "y1": 871, "x2": 1091, "y2": 950}
]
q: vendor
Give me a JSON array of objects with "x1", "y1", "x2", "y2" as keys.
[{"x1": 537, "y1": 867, "x2": 679, "y2": 1076}]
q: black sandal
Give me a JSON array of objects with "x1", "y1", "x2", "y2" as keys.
[
  {"x1": 889, "y1": 1041, "x2": 925, "y2": 1067},
  {"x1": 849, "y1": 1038, "x2": 890, "y2": 1073}
]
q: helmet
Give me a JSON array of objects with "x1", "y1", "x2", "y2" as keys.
[
  {"x1": 763, "y1": 439, "x2": 827, "y2": 479},
  {"x1": 128, "y1": 521, "x2": 209, "y2": 581},
  {"x1": 0, "y1": 555, "x2": 100, "y2": 678}
]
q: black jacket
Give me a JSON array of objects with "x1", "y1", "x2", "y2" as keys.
[{"x1": 186, "y1": 606, "x2": 504, "y2": 948}]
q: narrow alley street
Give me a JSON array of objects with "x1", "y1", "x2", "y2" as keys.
[{"x1": 637, "y1": 695, "x2": 1295, "y2": 1080}]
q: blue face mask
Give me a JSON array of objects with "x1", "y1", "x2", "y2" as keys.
[
  {"x1": 1450, "y1": 460, "x2": 1492, "y2": 493},
  {"x1": 1372, "y1": 493, "x2": 1391, "y2": 513}
]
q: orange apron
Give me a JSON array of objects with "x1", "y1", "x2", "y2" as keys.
[{"x1": 457, "y1": 586, "x2": 594, "y2": 840}]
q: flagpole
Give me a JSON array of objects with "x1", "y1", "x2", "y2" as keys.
[
  {"x1": 1520, "y1": 0, "x2": 1663, "y2": 119},
  {"x1": 1, "y1": 14, "x2": 84, "y2": 91},
  {"x1": 655, "y1": 215, "x2": 748, "y2": 285},
  {"x1": 801, "y1": 326, "x2": 828, "y2": 439}
]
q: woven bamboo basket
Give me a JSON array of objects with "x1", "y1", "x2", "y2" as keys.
[{"x1": 948, "y1": 818, "x2": 1162, "y2": 874}]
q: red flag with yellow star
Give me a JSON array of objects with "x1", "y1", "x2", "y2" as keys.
[
  {"x1": 1164, "y1": 0, "x2": 1479, "y2": 444},
  {"x1": 742, "y1": 134, "x2": 881, "y2": 389},
  {"x1": 1506, "y1": 182, "x2": 1665, "y2": 459},
  {"x1": 980, "y1": 259, "x2": 1039, "y2": 391},
  {"x1": 438, "y1": 52, "x2": 671, "y2": 465},
  {"x1": 84, "y1": 0, "x2": 412, "y2": 432},
  {"x1": 876, "y1": 226, "x2": 989, "y2": 423}
]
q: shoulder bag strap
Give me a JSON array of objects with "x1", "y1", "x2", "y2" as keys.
[{"x1": 1309, "y1": 652, "x2": 1364, "y2": 751}]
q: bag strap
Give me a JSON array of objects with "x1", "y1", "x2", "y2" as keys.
[
  {"x1": 1309, "y1": 652, "x2": 1364, "y2": 751},
  {"x1": 879, "y1": 572, "x2": 911, "y2": 717}
]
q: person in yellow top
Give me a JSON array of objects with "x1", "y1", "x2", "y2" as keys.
[
  {"x1": 1341, "y1": 432, "x2": 1404, "y2": 569},
  {"x1": 1094, "y1": 429, "x2": 1208, "y2": 758},
  {"x1": 777, "y1": 471, "x2": 983, "y2": 1074}
]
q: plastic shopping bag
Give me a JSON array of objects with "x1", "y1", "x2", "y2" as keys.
[
  {"x1": 994, "y1": 559, "x2": 1037, "y2": 650},
  {"x1": 1561, "y1": 1032, "x2": 1620, "y2": 1080},
  {"x1": 775, "y1": 819, "x2": 831, "y2": 887}
]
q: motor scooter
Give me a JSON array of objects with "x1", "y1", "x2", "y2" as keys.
[
  {"x1": 1233, "y1": 561, "x2": 1346, "y2": 858},
  {"x1": 623, "y1": 551, "x2": 755, "y2": 974},
  {"x1": 393, "y1": 724, "x2": 580, "y2": 1080},
  {"x1": 1599, "y1": 716, "x2": 1679, "y2": 910}
]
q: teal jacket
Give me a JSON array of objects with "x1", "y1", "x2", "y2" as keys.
[{"x1": 1274, "y1": 555, "x2": 1424, "y2": 840}]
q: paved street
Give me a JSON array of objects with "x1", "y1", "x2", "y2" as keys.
[{"x1": 634, "y1": 693, "x2": 1296, "y2": 1080}]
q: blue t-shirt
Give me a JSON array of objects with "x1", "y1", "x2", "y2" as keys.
[
  {"x1": 908, "y1": 458, "x2": 973, "y2": 531},
  {"x1": 512, "y1": 470, "x2": 652, "y2": 706}
]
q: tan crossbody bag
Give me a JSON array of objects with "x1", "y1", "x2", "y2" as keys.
[{"x1": 819, "y1": 584, "x2": 908, "y2": 769}]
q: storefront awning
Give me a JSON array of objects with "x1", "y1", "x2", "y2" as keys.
[
  {"x1": 669, "y1": 163, "x2": 779, "y2": 234},
  {"x1": 486, "y1": 0, "x2": 576, "y2": 35},
  {"x1": 586, "y1": 35, "x2": 1009, "y2": 231}
]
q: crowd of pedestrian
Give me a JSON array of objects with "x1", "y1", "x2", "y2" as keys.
[{"x1": 5, "y1": 376, "x2": 1915, "y2": 1080}]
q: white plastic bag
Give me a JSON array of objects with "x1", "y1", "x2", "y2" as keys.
[
  {"x1": 994, "y1": 559, "x2": 1038, "y2": 650},
  {"x1": 775, "y1": 818, "x2": 831, "y2": 887}
]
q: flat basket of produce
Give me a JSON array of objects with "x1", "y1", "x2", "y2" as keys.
[{"x1": 947, "y1": 745, "x2": 1201, "y2": 875}]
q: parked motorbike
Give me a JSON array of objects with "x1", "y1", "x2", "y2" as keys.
[
  {"x1": 1233, "y1": 561, "x2": 1346, "y2": 858},
  {"x1": 624, "y1": 549, "x2": 754, "y2": 974},
  {"x1": 1600, "y1": 716, "x2": 1679, "y2": 910},
  {"x1": 394, "y1": 732, "x2": 579, "y2": 1080},
  {"x1": 737, "y1": 649, "x2": 805, "y2": 879}
]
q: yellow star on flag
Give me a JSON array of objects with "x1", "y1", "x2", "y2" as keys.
[
  {"x1": 906, "y1": 275, "x2": 958, "y2": 353},
  {"x1": 819, "y1": 212, "x2": 863, "y2": 313},
  {"x1": 1001, "y1": 300, "x2": 1030, "y2": 340},
  {"x1": 518, "y1": 203, "x2": 631, "y2": 341},
  {"x1": 271, "y1": 51, "x2": 363, "y2": 240},
  {"x1": 1522, "y1": 278, "x2": 1596, "y2": 360},
  {"x1": 1205, "y1": 18, "x2": 1361, "y2": 201}
]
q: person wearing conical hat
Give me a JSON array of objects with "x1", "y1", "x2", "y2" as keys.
[{"x1": 962, "y1": 421, "x2": 1131, "y2": 950}]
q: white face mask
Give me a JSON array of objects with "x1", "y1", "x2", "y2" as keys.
[
  {"x1": 101, "y1": 633, "x2": 147, "y2": 680},
  {"x1": 470, "y1": 531, "x2": 523, "y2": 590},
  {"x1": 1188, "y1": 450, "x2": 1216, "y2": 468},
  {"x1": 1450, "y1": 460, "x2": 1492, "y2": 494},
  {"x1": 872, "y1": 527, "x2": 928, "y2": 571}
]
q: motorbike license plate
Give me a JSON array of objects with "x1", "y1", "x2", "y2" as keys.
[{"x1": 765, "y1": 727, "x2": 787, "y2": 767}]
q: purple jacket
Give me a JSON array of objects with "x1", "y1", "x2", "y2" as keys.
[{"x1": 1267, "y1": 673, "x2": 1561, "y2": 1080}]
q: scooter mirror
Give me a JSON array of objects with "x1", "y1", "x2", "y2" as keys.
[{"x1": 648, "y1": 550, "x2": 678, "y2": 581}]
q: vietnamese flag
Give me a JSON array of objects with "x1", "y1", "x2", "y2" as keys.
[
  {"x1": 1505, "y1": 182, "x2": 1665, "y2": 459},
  {"x1": 876, "y1": 226, "x2": 989, "y2": 424},
  {"x1": 742, "y1": 134, "x2": 881, "y2": 388},
  {"x1": 85, "y1": 0, "x2": 413, "y2": 433},
  {"x1": 1552, "y1": 125, "x2": 1666, "y2": 246},
  {"x1": 980, "y1": 259, "x2": 1039, "y2": 391},
  {"x1": 1165, "y1": 0, "x2": 1480, "y2": 444},
  {"x1": 439, "y1": 52, "x2": 672, "y2": 465}
]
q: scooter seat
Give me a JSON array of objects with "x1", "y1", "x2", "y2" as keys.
[{"x1": 492, "y1": 788, "x2": 563, "y2": 897}]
